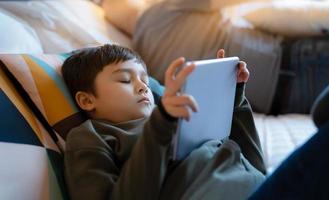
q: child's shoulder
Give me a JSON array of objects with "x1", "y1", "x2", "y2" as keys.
[{"x1": 65, "y1": 119, "x2": 103, "y2": 152}]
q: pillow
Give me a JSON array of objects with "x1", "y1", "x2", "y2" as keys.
[
  {"x1": 167, "y1": 0, "x2": 271, "y2": 12},
  {"x1": 0, "y1": 53, "x2": 164, "y2": 140},
  {"x1": 101, "y1": 0, "x2": 158, "y2": 36},
  {"x1": 0, "y1": 1, "x2": 133, "y2": 52},
  {"x1": 243, "y1": 1, "x2": 329, "y2": 37},
  {"x1": 0, "y1": 67, "x2": 67, "y2": 200},
  {"x1": 0, "y1": 9, "x2": 43, "y2": 53}
]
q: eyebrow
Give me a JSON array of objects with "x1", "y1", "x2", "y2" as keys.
[{"x1": 112, "y1": 68, "x2": 147, "y2": 77}]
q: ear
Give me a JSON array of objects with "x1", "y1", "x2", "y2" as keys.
[{"x1": 75, "y1": 91, "x2": 95, "y2": 112}]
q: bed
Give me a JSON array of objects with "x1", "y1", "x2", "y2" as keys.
[{"x1": 0, "y1": 0, "x2": 319, "y2": 188}]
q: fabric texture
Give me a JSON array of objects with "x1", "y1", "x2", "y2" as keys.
[
  {"x1": 0, "y1": 67, "x2": 68, "y2": 200},
  {"x1": 253, "y1": 113, "x2": 317, "y2": 173},
  {"x1": 0, "y1": 54, "x2": 83, "y2": 140}
]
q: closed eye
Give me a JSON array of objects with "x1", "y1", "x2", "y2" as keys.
[{"x1": 119, "y1": 80, "x2": 131, "y2": 84}]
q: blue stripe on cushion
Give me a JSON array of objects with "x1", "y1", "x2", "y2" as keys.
[
  {"x1": 29, "y1": 55, "x2": 77, "y2": 111},
  {"x1": 58, "y1": 53, "x2": 70, "y2": 61},
  {"x1": 0, "y1": 89, "x2": 43, "y2": 146},
  {"x1": 149, "y1": 76, "x2": 164, "y2": 96}
]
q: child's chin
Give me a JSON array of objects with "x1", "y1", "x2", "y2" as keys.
[{"x1": 138, "y1": 109, "x2": 152, "y2": 118}]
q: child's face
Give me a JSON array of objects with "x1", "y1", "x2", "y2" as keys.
[{"x1": 88, "y1": 59, "x2": 155, "y2": 123}]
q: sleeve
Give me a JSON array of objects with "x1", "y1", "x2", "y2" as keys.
[
  {"x1": 229, "y1": 83, "x2": 267, "y2": 175},
  {"x1": 111, "y1": 104, "x2": 177, "y2": 200},
  {"x1": 64, "y1": 126, "x2": 120, "y2": 200}
]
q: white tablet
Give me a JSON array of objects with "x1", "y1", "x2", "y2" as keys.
[{"x1": 172, "y1": 57, "x2": 239, "y2": 160}]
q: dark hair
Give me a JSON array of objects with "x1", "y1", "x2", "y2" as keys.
[{"x1": 61, "y1": 44, "x2": 146, "y2": 98}]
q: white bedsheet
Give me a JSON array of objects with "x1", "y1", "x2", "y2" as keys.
[{"x1": 254, "y1": 113, "x2": 317, "y2": 173}]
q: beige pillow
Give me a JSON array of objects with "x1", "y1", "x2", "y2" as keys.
[
  {"x1": 243, "y1": 1, "x2": 329, "y2": 37},
  {"x1": 102, "y1": 0, "x2": 156, "y2": 36}
]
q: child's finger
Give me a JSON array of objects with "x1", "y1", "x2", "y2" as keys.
[
  {"x1": 216, "y1": 49, "x2": 225, "y2": 59},
  {"x1": 238, "y1": 62, "x2": 249, "y2": 75},
  {"x1": 165, "y1": 57, "x2": 185, "y2": 83},
  {"x1": 164, "y1": 95, "x2": 199, "y2": 112},
  {"x1": 237, "y1": 61, "x2": 250, "y2": 83},
  {"x1": 175, "y1": 63, "x2": 196, "y2": 89},
  {"x1": 238, "y1": 61, "x2": 247, "y2": 70},
  {"x1": 165, "y1": 63, "x2": 195, "y2": 96},
  {"x1": 167, "y1": 106, "x2": 191, "y2": 121}
]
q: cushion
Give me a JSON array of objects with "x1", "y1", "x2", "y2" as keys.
[
  {"x1": 0, "y1": 0, "x2": 133, "y2": 52},
  {"x1": 101, "y1": 0, "x2": 146, "y2": 35},
  {"x1": 0, "y1": 67, "x2": 67, "y2": 200},
  {"x1": 0, "y1": 53, "x2": 164, "y2": 140},
  {"x1": 243, "y1": 1, "x2": 329, "y2": 37},
  {"x1": 167, "y1": 0, "x2": 271, "y2": 12},
  {"x1": 101, "y1": 0, "x2": 161, "y2": 36},
  {"x1": 0, "y1": 9, "x2": 43, "y2": 53}
]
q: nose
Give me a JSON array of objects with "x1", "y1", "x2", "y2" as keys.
[{"x1": 136, "y1": 80, "x2": 148, "y2": 94}]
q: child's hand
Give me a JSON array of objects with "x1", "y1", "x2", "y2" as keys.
[
  {"x1": 217, "y1": 49, "x2": 250, "y2": 83},
  {"x1": 161, "y1": 57, "x2": 199, "y2": 121}
]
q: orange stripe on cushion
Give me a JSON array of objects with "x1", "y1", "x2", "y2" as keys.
[{"x1": 23, "y1": 55, "x2": 76, "y2": 126}]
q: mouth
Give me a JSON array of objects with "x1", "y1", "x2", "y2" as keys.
[{"x1": 138, "y1": 97, "x2": 151, "y2": 103}]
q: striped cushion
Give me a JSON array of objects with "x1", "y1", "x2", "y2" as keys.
[
  {"x1": 0, "y1": 54, "x2": 164, "y2": 140},
  {"x1": 0, "y1": 67, "x2": 68, "y2": 200}
]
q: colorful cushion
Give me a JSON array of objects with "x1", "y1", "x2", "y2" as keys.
[
  {"x1": 0, "y1": 67, "x2": 68, "y2": 200},
  {"x1": 0, "y1": 53, "x2": 165, "y2": 139}
]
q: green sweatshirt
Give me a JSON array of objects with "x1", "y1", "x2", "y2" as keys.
[{"x1": 64, "y1": 83, "x2": 266, "y2": 200}]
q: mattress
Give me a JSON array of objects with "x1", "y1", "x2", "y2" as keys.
[{"x1": 253, "y1": 113, "x2": 317, "y2": 173}]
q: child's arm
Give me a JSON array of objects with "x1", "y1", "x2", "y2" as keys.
[
  {"x1": 218, "y1": 48, "x2": 267, "y2": 174},
  {"x1": 229, "y1": 83, "x2": 267, "y2": 175},
  {"x1": 110, "y1": 58, "x2": 197, "y2": 199}
]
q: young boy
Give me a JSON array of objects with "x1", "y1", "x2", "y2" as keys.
[{"x1": 62, "y1": 44, "x2": 266, "y2": 200}]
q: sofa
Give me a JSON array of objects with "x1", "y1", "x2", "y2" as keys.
[{"x1": 0, "y1": 0, "x2": 324, "y2": 199}]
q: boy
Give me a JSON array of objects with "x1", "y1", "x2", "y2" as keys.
[{"x1": 62, "y1": 44, "x2": 266, "y2": 200}]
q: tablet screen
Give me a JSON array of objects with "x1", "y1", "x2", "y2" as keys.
[{"x1": 173, "y1": 57, "x2": 239, "y2": 160}]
